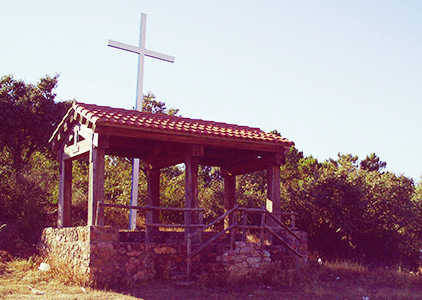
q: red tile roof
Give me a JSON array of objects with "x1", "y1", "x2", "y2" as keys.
[{"x1": 52, "y1": 101, "x2": 294, "y2": 147}]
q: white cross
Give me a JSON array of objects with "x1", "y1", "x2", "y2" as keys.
[
  {"x1": 108, "y1": 13, "x2": 174, "y2": 230},
  {"x1": 108, "y1": 13, "x2": 175, "y2": 110}
]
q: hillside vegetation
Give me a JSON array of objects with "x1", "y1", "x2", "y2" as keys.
[{"x1": 1, "y1": 74, "x2": 422, "y2": 272}]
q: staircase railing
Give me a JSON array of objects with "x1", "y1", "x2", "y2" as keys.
[
  {"x1": 186, "y1": 205, "x2": 304, "y2": 281},
  {"x1": 187, "y1": 205, "x2": 238, "y2": 280}
]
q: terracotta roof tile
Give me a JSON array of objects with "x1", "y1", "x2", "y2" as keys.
[{"x1": 69, "y1": 101, "x2": 294, "y2": 146}]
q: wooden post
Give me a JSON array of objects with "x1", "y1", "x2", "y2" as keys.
[
  {"x1": 267, "y1": 158, "x2": 281, "y2": 244},
  {"x1": 88, "y1": 146, "x2": 105, "y2": 226},
  {"x1": 260, "y1": 207, "x2": 266, "y2": 244},
  {"x1": 223, "y1": 170, "x2": 236, "y2": 229},
  {"x1": 187, "y1": 234, "x2": 192, "y2": 281},
  {"x1": 242, "y1": 212, "x2": 247, "y2": 242},
  {"x1": 267, "y1": 164, "x2": 281, "y2": 216},
  {"x1": 184, "y1": 155, "x2": 198, "y2": 242},
  {"x1": 146, "y1": 166, "x2": 160, "y2": 243},
  {"x1": 230, "y1": 209, "x2": 237, "y2": 250},
  {"x1": 291, "y1": 213, "x2": 297, "y2": 230},
  {"x1": 198, "y1": 210, "x2": 204, "y2": 243},
  {"x1": 58, "y1": 158, "x2": 72, "y2": 228}
]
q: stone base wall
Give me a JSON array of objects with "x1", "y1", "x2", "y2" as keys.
[
  {"x1": 39, "y1": 226, "x2": 307, "y2": 287},
  {"x1": 39, "y1": 227, "x2": 91, "y2": 284}
]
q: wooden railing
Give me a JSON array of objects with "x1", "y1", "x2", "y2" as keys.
[
  {"x1": 97, "y1": 202, "x2": 205, "y2": 242},
  {"x1": 186, "y1": 206, "x2": 303, "y2": 281}
]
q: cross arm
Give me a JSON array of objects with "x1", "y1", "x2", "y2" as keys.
[
  {"x1": 108, "y1": 39, "x2": 174, "y2": 63},
  {"x1": 108, "y1": 39, "x2": 141, "y2": 54},
  {"x1": 145, "y1": 49, "x2": 175, "y2": 63}
]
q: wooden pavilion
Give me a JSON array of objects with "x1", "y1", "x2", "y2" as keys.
[{"x1": 49, "y1": 101, "x2": 294, "y2": 239}]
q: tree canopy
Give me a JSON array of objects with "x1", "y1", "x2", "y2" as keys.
[
  {"x1": 0, "y1": 75, "x2": 70, "y2": 170},
  {"x1": 0, "y1": 75, "x2": 70, "y2": 254},
  {"x1": 280, "y1": 148, "x2": 420, "y2": 266}
]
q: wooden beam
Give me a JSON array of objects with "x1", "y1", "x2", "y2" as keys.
[
  {"x1": 58, "y1": 159, "x2": 72, "y2": 228},
  {"x1": 224, "y1": 158, "x2": 268, "y2": 175},
  {"x1": 105, "y1": 136, "x2": 157, "y2": 159},
  {"x1": 104, "y1": 145, "x2": 185, "y2": 168},
  {"x1": 88, "y1": 146, "x2": 105, "y2": 226},
  {"x1": 146, "y1": 141, "x2": 167, "y2": 162},
  {"x1": 108, "y1": 138, "x2": 187, "y2": 168},
  {"x1": 147, "y1": 148, "x2": 186, "y2": 169},
  {"x1": 95, "y1": 125, "x2": 290, "y2": 153},
  {"x1": 63, "y1": 139, "x2": 92, "y2": 160},
  {"x1": 150, "y1": 155, "x2": 184, "y2": 169},
  {"x1": 146, "y1": 144, "x2": 203, "y2": 169},
  {"x1": 223, "y1": 151, "x2": 283, "y2": 175},
  {"x1": 77, "y1": 124, "x2": 94, "y2": 141},
  {"x1": 104, "y1": 147, "x2": 149, "y2": 159}
]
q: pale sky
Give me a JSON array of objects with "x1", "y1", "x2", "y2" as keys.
[{"x1": 1, "y1": 0, "x2": 421, "y2": 181}]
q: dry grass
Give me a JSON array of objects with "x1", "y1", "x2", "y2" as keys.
[
  {"x1": 2, "y1": 252, "x2": 422, "y2": 300},
  {"x1": 0, "y1": 254, "x2": 139, "y2": 299},
  {"x1": 294, "y1": 259, "x2": 422, "y2": 300}
]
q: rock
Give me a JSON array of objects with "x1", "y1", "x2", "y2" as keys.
[
  {"x1": 38, "y1": 262, "x2": 50, "y2": 272},
  {"x1": 127, "y1": 250, "x2": 142, "y2": 257},
  {"x1": 154, "y1": 246, "x2": 177, "y2": 255},
  {"x1": 263, "y1": 257, "x2": 271, "y2": 263},
  {"x1": 126, "y1": 257, "x2": 141, "y2": 276},
  {"x1": 239, "y1": 246, "x2": 254, "y2": 255},
  {"x1": 246, "y1": 257, "x2": 261, "y2": 265},
  {"x1": 97, "y1": 242, "x2": 115, "y2": 256},
  {"x1": 28, "y1": 286, "x2": 45, "y2": 295}
]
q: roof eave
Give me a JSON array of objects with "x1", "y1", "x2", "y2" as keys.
[{"x1": 95, "y1": 123, "x2": 293, "y2": 153}]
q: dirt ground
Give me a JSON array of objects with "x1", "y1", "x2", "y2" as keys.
[
  {"x1": 0, "y1": 263, "x2": 319, "y2": 300},
  {"x1": 0, "y1": 277, "x2": 358, "y2": 300},
  {"x1": 2, "y1": 272, "x2": 420, "y2": 300},
  {"x1": 2, "y1": 255, "x2": 422, "y2": 300}
]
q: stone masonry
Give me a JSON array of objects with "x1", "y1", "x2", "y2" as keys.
[{"x1": 39, "y1": 226, "x2": 307, "y2": 287}]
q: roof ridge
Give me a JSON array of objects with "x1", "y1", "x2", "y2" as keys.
[{"x1": 74, "y1": 101, "x2": 264, "y2": 132}]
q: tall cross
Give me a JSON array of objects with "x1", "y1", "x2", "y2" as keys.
[{"x1": 108, "y1": 13, "x2": 174, "y2": 230}]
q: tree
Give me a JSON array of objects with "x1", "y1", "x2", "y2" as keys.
[
  {"x1": 360, "y1": 153, "x2": 387, "y2": 172},
  {"x1": 0, "y1": 75, "x2": 70, "y2": 255},
  {"x1": 413, "y1": 178, "x2": 422, "y2": 203},
  {"x1": 142, "y1": 92, "x2": 179, "y2": 116},
  {"x1": 0, "y1": 75, "x2": 70, "y2": 170},
  {"x1": 280, "y1": 148, "x2": 421, "y2": 267}
]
